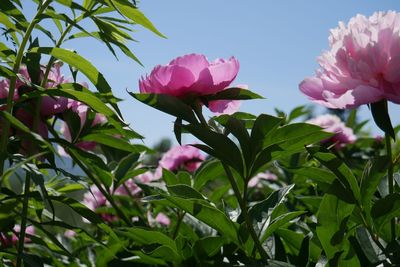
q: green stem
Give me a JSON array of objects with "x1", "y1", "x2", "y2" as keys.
[
  {"x1": 385, "y1": 132, "x2": 396, "y2": 242},
  {"x1": 192, "y1": 103, "x2": 268, "y2": 259},
  {"x1": 192, "y1": 100, "x2": 208, "y2": 126},
  {"x1": 0, "y1": 0, "x2": 51, "y2": 176},
  {"x1": 172, "y1": 211, "x2": 185, "y2": 240},
  {"x1": 16, "y1": 172, "x2": 31, "y2": 267},
  {"x1": 222, "y1": 163, "x2": 269, "y2": 260}
]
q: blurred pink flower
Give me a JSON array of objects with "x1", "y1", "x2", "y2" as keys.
[
  {"x1": 158, "y1": 145, "x2": 205, "y2": 173},
  {"x1": 248, "y1": 172, "x2": 278, "y2": 188},
  {"x1": 300, "y1": 11, "x2": 400, "y2": 109},
  {"x1": 155, "y1": 213, "x2": 171, "y2": 225},
  {"x1": 11, "y1": 225, "x2": 35, "y2": 245},
  {"x1": 148, "y1": 212, "x2": 170, "y2": 226},
  {"x1": 136, "y1": 171, "x2": 161, "y2": 183},
  {"x1": 41, "y1": 63, "x2": 71, "y2": 117},
  {"x1": 83, "y1": 178, "x2": 143, "y2": 223},
  {"x1": 0, "y1": 66, "x2": 30, "y2": 109},
  {"x1": 307, "y1": 114, "x2": 356, "y2": 147},
  {"x1": 64, "y1": 230, "x2": 76, "y2": 238},
  {"x1": 0, "y1": 225, "x2": 35, "y2": 247},
  {"x1": 15, "y1": 108, "x2": 48, "y2": 153},
  {"x1": 60, "y1": 101, "x2": 106, "y2": 151}
]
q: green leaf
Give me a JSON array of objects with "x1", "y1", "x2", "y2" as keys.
[
  {"x1": 193, "y1": 160, "x2": 225, "y2": 190},
  {"x1": 114, "y1": 152, "x2": 140, "y2": 184},
  {"x1": 0, "y1": 111, "x2": 54, "y2": 152},
  {"x1": 203, "y1": 87, "x2": 264, "y2": 101},
  {"x1": 49, "y1": 195, "x2": 103, "y2": 224},
  {"x1": 284, "y1": 166, "x2": 335, "y2": 185},
  {"x1": 250, "y1": 114, "x2": 283, "y2": 156},
  {"x1": 287, "y1": 105, "x2": 310, "y2": 123},
  {"x1": 163, "y1": 195, "x2": 240, "y2": 244},
  {"x1": 130, "y1": 93, "x2": 198, "y2": 124},
  {"x1": 174, "y1": 118, "x2": 182, "y2": 145},
  {"x1": 260, "y1": 211, "x2": 306, "y2": 243},
  {"x1": 316, "y1": 194, "x2": 354, "y2": 259},
  {"x1": 183, "y1": 123, "x2": 244, "y2": 176},
  {"x1": 249, "y1": 185, "x2": 294, "y2": 224},
  {"x1": 360, "y1": 157, "x2": 388, "y2": 212},
  {"x1": 106, "y1": 0, "x2": 166, "y2": 38},
  {"x1": 27, "y1": 47, "x2": 121, "y2": 116},
  {"x1": 355, "y1": 227, "x2": 380, "y2": 264},
  {"x1": 370, "y1": 100, "x2": 395, "y2": 140},
  {"x1": 167, "y1": 184, "x2": 205, "y2": 200},
  {"x1": 224, "y1": 117, "x2": 252, "y2": 171},
  {"x1": 371, "y1": 193, "x2": 400, "y2": 231},
  {"x1": 81, "y1": 133, "x2": 139, "y2": 152},
  {"x1": 116, "y1": 227, "x2": 181, "y2": 260},
  {"x1": 263, "y1": 123, "x2": 332, "y2": 149},
  {"x1": 306, "y1": 146, "x2": 361, "y2": 203},
  {"x1": 193, "y1": 236, "x2": 226, "y2": 257}
]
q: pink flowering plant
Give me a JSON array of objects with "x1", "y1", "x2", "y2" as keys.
[{"x1": 0, "y1": 2, "x2": 399, "y2": 266}]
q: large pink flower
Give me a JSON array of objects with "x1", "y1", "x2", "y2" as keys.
[
  {"x1": 139, "y1": 54, "x2": 240, "y2": 97},
  {"x1": 307, "y1": 114, "x2": 356, "y2": 148},
  {"x1": 158, "y1": 145, "x2": 205, "y2": 173},
  {"x1": 300, "y1": 11, "x2": 400, "y2": 108}
]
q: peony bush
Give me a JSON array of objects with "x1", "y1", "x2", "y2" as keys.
[{"x1": 0, "y1": 2, "x2": 399, "y2": 267}]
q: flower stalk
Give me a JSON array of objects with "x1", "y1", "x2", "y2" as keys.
[
  {"x1": 16, "y1": 172, "x2": 32, "y2": 267},
  {"x1": 385, "y1": 132, "x2": 396, "y2": 242}
]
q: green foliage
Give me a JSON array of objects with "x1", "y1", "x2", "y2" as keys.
[{"x1": 0, "y1": 1, "x2": 399, "y2": 266}]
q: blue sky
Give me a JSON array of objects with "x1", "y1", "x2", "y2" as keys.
[{"x1": 21, "y1": 1, "x2": 400, "y2": 146}]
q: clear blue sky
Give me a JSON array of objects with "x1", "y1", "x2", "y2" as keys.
[{"x1": 21, "y1": 1, "x2": 400, "y2": 146}]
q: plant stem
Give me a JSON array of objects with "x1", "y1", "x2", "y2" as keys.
[
  {"x1": 222, "y1": 163, "x2": 269, "y2": 260},
  {"x1": 192, "y1": 103, "x2": 268, "y2": 259},
  {"x1": 385, "y1": 132, "x2": 396, "y2": 241},
  {"x1": 16, "y1": 172, "x2": 31, "y2": 267},
  {"x1": 0, "y1": 1, "x2": 51, "y2": 176},
  {"x1": 172, "y1": 211, "x2": 185, "y2": 239}
]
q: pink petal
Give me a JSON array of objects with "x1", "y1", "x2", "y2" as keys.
[
  {"x1": 169, "y1": 53, "x2": 209, "y2": 80},
  {"x1": 208, "y1": 100, "x2": 241, "y2": 115},
  {"x1": 384, "y1": 55, "x2": 400, "y2": 83},
  {"x1": 324, "y1": 85, "x2": 383, "y2": 108},
  {"x1": 207, "y1": 57, "x2": 240, "y2": 93}
]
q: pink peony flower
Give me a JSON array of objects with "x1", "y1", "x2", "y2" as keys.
[
  {"x1": 300, "y1": 11, "x2": 400, "y2": 109},
  {"x1": 139, "y1": 54, "x2": 240, "y2": 97},
  {"x1": 307, "y1": 114, "x2": 356, "y2": 147},
  {"x1": 158, "y1": 145, "x2": 205, "y2": 173},
  {"x1": 139, "y1": 54, "x2": 242, "y2": 114},
  {"x1": 248, "y1": 172, "x2": 278, "y2": 188}
]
